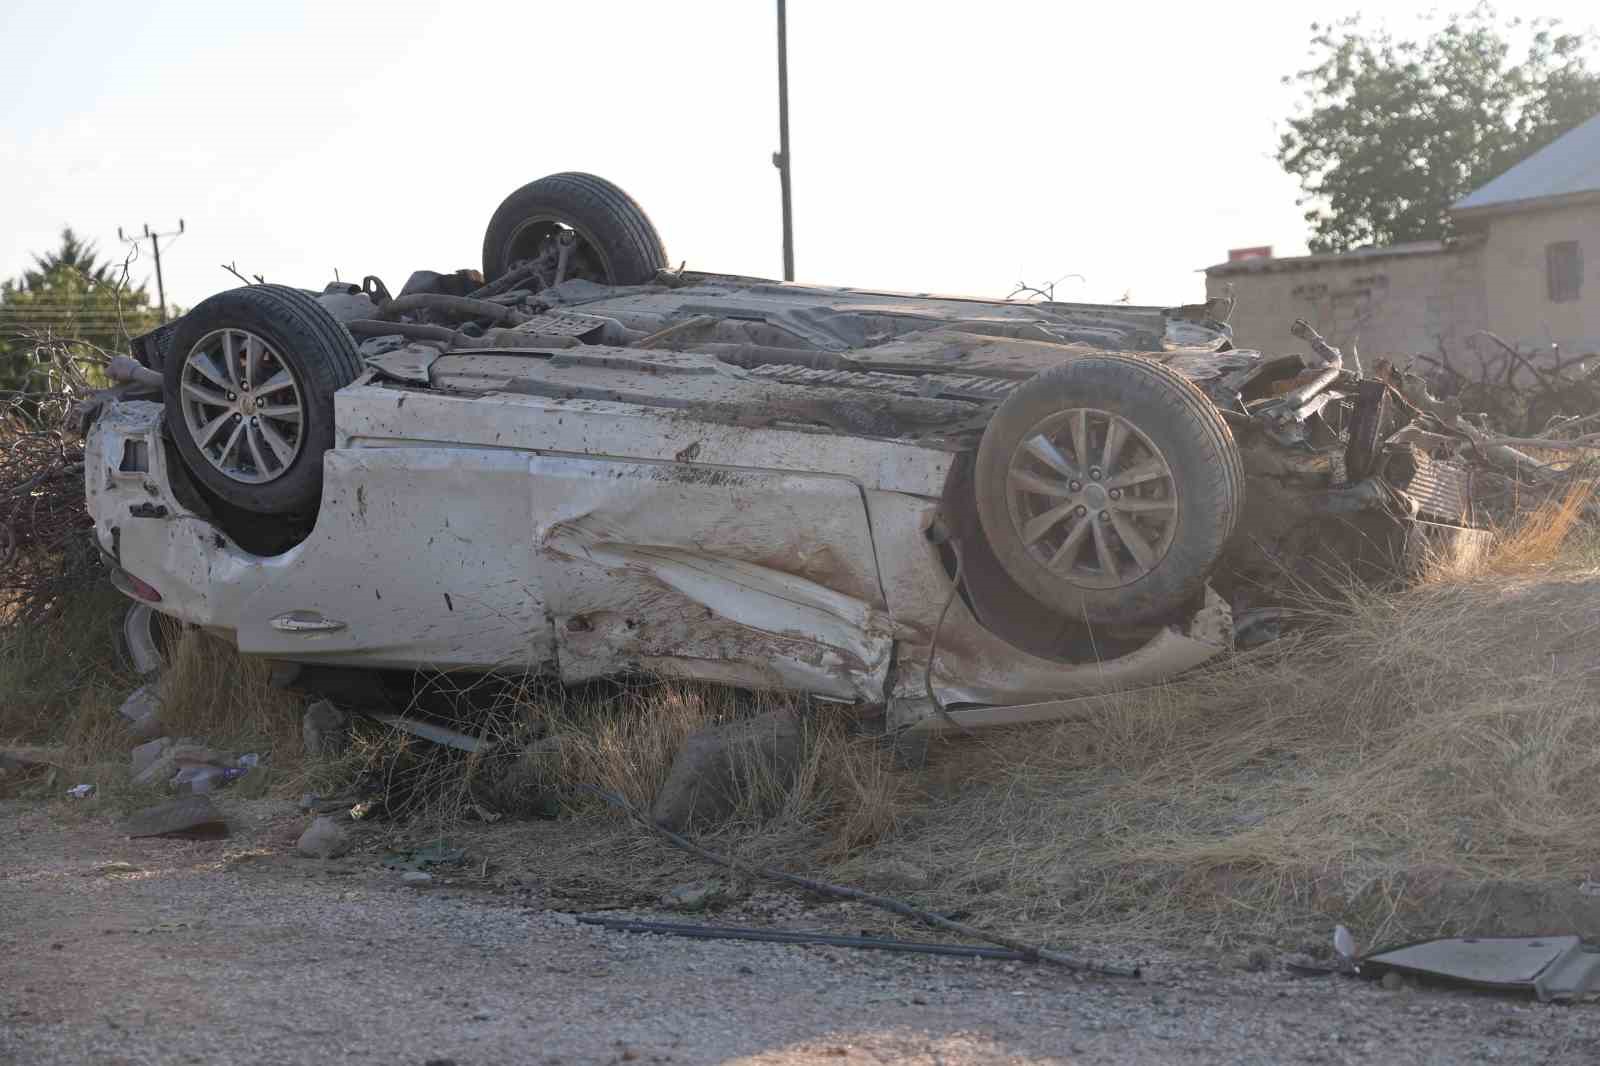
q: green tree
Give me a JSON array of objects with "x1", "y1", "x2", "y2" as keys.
[
  {"x1": 21, "y1": 228, "x2": 115, "y2": 290},
  {"x1": 1278, "y1": 7, "x2": 1600, "y2": 253},
  {"x1": 1, "y1": 229, "x2": 162, "y2": 394}
]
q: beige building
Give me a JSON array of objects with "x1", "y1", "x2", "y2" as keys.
[{"x1": 1206, "y1": 113, "x2": 1600, "y2": 373}]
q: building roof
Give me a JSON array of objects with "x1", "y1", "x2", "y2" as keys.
[
  {"x1": 1204, "y1": 240, "x2": 1449, "y2": 277},
  {"x1": 1454, "y1": 112, "x2": 1600, "y2": 216}
]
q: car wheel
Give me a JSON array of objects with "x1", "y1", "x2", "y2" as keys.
[
  {"x1": 163, "y1": 285, "x2": 363, "y2": 517},
  {"x1": 481, "y1": 172, "x2": 667, "y2": 286},
  {"x1": 973, "y1": 355, "x2": 1244, "y2": 625}
]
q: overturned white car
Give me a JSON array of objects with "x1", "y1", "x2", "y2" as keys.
[{"x1": 86, "y1": 173, "x2": 1477, "y2": 734}]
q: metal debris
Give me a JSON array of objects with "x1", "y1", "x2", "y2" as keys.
[
  {"x1": 363, "y1": 711, "x2": 485, "y2": 754},
  {"x1": 1361, "y1": 936, "x2": 1600, "y2": 1003}
]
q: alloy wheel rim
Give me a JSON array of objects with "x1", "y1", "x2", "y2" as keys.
[
  {"x1": 1004, "y1": 408, "x2": 1179, "y2": 589},
  {"x1": 179, "y1": 328, "x2": 305, "y2": 485}
]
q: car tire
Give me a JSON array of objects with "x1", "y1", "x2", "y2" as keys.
[
  {"x1": 163, "y1": 285, "x2": 362, "y2": 517},
  {"x1": 973, "y1": 354, "x2": 1244, "y2": 625},
  {"x1": 481, "y1": 172, "x2": 667, "y2": 285}
]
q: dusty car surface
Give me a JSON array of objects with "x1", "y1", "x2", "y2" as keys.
[{"x1": 85, "y1": 173, "x2": 1479, "y2": 734}]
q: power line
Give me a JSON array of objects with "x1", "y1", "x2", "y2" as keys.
[{"x1": 117, "y1": 219, "x2": 185, "y2": 321}]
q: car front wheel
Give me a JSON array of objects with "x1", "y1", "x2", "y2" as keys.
[
  {"x1": 163, "y1": 285, "x2": 362, "y2": 517},
  {"x1": 973, "y1": 355, "x2": 1244, "y2": 625}
]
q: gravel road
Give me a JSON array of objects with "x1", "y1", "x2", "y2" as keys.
[{"x1": 3, "y1": 799, "x2": 1598, "y2": 1065}]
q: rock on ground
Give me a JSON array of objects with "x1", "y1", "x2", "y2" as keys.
[
  {"x1": 122, "y1": 795, "x2": 228, "y2": 839},
  {"x1": 128, "y1": 737, "x2": 171, "y2": 780},
  {"x1": 130, "y1": 735, "x2": 202, "y2": 788},
  {"x1": 117, "y1": 683, "x2": 165, "y2": 740},
  {"x1": 296, "y1": 815, "x2": 352, "y2": 859},
  {"x1": 661, "y1": 880, "x2": 731, "y2": 912},
  {"x1": 302, "y1": 700, "x2": 349, "y2": 758},
  {"x1": 650, "y1": 710, "x2": 802, "y2": 831}
]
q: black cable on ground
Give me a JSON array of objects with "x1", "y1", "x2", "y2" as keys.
[
  {"x1": 580, "y1": 784, "x2": 1140, "y2": 979},
  {"x1": 576, "y1": 916, "x2": 1033, "y2": 961}
]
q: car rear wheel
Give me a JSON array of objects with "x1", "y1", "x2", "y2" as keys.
[
  {"x1": 974, "y1": 355, "x2": 1244, "y2": 625},
  {"x1": 164, "y1": 285, "x2": 362, "y2": 517},
  {"x1": 481, "y1": 172, "x2": 667, "y2": 286}
]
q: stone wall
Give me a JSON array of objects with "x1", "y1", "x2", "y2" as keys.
[{"x1": 1205, "y1": 244, "x2": 1488, "y2": 366}]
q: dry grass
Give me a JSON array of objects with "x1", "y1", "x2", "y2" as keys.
[
  {"x1": 153, "y1": 628, "x2": 304, "y2": 759},
  {"x1": 355, "y1": 673, "x2": 906, "y2": 857},
  {"x1": 10, "y1": 490, "x2": 1600, "y2": 955},
  {"x1": 865, "y1": 494, "x2": 1600, "y2": 949}
]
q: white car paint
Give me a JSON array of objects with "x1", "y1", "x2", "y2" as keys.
[{"x1": 87, "y1": 382, "x2": 1230, "y2": 731}]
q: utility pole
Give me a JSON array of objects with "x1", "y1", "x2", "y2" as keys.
[
  {"x1": 773, "y1": 0, "x2": 795, "y2": 282},
  {"x1": 118, "y1": 219, "x2": 185, "y2": 321}
]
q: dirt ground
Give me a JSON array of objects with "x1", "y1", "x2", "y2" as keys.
[{"x1": 4, "y1": 798, "x2": 1600, "y2": 1065}]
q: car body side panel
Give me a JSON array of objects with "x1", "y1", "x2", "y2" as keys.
[
  {"x1": 86, "y1": 398, "x2": 1227, "y2": 712},
  {"x1": 335, "y1": 384, "x2": 955, "y2": 497},
  {"x1": 528, "y1": 456, "x2": 892, "y2": 701},
  {"x1": 864, "y1": 491, "x2": 1231, "y2": 717},
  {"x1": 233, "y1": 448, "x2": 552, "y2": 669}
]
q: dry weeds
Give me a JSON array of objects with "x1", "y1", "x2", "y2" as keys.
[
  {"x1": 8, "y1": 490, "x2": 1600, "y2": 953},
  {"x1": 860, "y1": 493, "x2": 1600, "y2": 950}
]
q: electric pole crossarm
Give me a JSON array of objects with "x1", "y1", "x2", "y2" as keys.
[{"x1": 117, "y1": 219, "x2": 186, "y2": 322}]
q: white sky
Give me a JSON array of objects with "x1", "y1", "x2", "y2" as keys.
[{"x1": 2, "y1": 0, "x2": 1595, "y2": 311}]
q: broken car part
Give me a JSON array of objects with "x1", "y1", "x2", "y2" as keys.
[{"x1": 1361, "y1": 936, "x2": 1600, "y2": 1003}]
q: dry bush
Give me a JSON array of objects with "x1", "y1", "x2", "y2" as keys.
[
  {"x1": 348, "y1": 673, "x2": 905, "y2": 856},
  {"x1": 888, "y1": 498, "x2": 1600, "y2": 948},
  {"x1": 155, "y1": 628, "x2": 305, "y2": 759}
]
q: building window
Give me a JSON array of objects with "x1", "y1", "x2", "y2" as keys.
[{"x1": 1547, "y1": 241, "x2": 1582, "y2": 303}]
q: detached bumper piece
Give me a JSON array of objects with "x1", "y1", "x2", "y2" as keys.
[{"x1": 1362, "y1": 936, "x2": 1600, "y2": 1003}]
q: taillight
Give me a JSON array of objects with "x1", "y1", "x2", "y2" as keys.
[{"x1": 110, "y1": 568, "x2": 163, "y2": 603}]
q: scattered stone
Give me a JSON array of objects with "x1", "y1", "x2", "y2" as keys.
[
  {"x1": 117, "y1": 684, "x2": 165, "y2": 739},
  {"x1": 171, "y1": 744, "x2": 239, "y2": 769},
  {"x1": 401, "y1": 871, "x2": 433, "y2": 885},
  {"x1": 303, "y1": 699, "x2": 350, "y2": 758},
  {"x1": 863, "y1": 859, "x2": 930, "y2": 891},
  {"x1": 172, "y1": 766, "x2": 246, "y2": 794},
  {"x1": 126, "y1": 713, "x2": 167, "y2": 741},
  {"x1": 662, "y1": 880, "x2": 729, "y2": 912},
  {"x1": 129, "y1": 738, "x2": 172, "y2": 779},
  {"x1": 130, "y1": 739, "x2": 186, "y2": 788},
  {"x1": 123, "y1": 795, "x2": 228, "y2": 839},
  {"x1": 296, "y1": 816, "x2": 352, "y2": 859},
  {"x1": 1381, "y1": 971, "x2": 1406, "y2": 992},
  {"x1": 649, "y1": 710, "x2": 802, "y2": 831}
]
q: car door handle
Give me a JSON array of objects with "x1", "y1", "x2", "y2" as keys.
[{"x1": 269, "y1": 610, "x2": 347, "y2": 633}]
